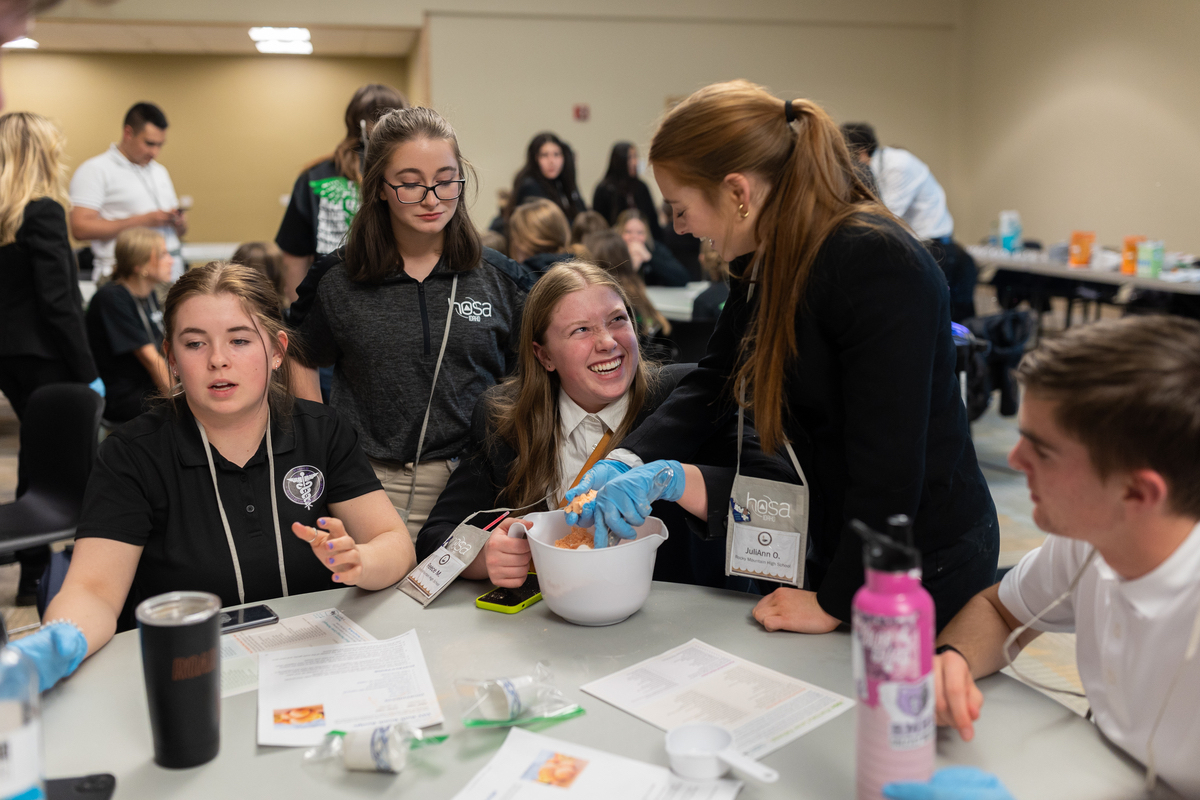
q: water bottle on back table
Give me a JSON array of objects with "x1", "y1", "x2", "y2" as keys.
[{"x1": 851, "y1": 515, "x2": 935, "y2": 800}]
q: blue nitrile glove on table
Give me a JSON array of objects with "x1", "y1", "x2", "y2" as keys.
[
  {"x1": 884, "y1": 767, "x2": 1015, "y2": 800},
  {"x1": 8, "y1": 622, "x2": 88, "y2": 693},
  {"x1": 584, "y1": 460, "x2": 686, "y2": 547},
  {"x1": 564, "y1": 459, "x2": 631, "y2": 528},
  {"x1": 88, "y1": 377, "x2": 106, "y2": 397}
]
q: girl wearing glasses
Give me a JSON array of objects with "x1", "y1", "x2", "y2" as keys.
[{"x1": 291, "y1": 107, "x2": 535, "y2": 533}]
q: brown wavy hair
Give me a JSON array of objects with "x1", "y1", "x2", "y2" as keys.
[
  {"x1": 508, "y1": 198, "x2": 571, "y2": 259},
  {"x1": 161, "y1": 261, "x2": 300, "y2": 424},
  {"x1": 330, "y1": 84, "x2": 409, "y2": 183},
  {"x1": 343, "y1": 107, "x2": 481, "y2": 284},
  {"x1": 649, "y1": 80, "x2": 890, "y2": 451},
  {"x1": 489, "y1": 261, "x2": 656, "y2": 509}
]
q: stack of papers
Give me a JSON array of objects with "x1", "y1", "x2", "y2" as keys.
[
  {"x1": 220, "y1": 608, "x2": 374, "y2": 697},
  {"x1": 453, "y1": 728, "x2": 741, "y2": 800},
  {"x1": 581, "y1": 639, "x2": 853, "y2": 758},
  {"x1": 256, "y1": 629, "x2": 443, "y2": 747}
]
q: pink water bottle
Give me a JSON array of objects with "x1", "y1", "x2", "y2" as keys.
[{"x1": 851, "y1": 515, "x2": 936, "y2": 800}]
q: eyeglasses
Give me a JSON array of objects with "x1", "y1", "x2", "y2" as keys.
[{"x1": 382, "y1": 179, "x2": 465, "y2": 204}]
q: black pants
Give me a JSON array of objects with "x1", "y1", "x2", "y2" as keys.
[
  {"x1": 0, "y1": 355, "x2": 80, "y2": 594},
  {"x1": 928, "y1": 239, "x2": 979, "y2": 323}
]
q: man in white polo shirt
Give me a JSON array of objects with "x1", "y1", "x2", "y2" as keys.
[
  {"x1": 69, "y1": 102, "x2": 187, "y2": 280},
  {"x1": 928, "y1": 315, "x2": 1200, "y2": 796}
]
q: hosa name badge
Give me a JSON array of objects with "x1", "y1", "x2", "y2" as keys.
[
  {"x1": 399, "y1": 508, "x2": 511, "y2": 607},
  {"x1": 726, "y1": 474, "x2": 808, "y2": 586}
]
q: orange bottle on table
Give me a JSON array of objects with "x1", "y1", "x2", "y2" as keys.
[
  {"x1": 1068, "y1": 231, "x2": 1095, "y2": 268},
  {"x1": 1122, "y1": 236, "x2": 1145, "y2": 275}
]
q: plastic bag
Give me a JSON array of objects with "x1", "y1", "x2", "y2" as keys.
[
  {"x1": 302, "y1": 723, "x2": 447, "y2": 774},
  {"x1": 455, "y1": 662, "x2": 583, "y2": 728}
]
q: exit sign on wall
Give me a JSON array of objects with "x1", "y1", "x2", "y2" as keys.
[{"x1": 573, "y1": 104, "x2": 590, "y2": 121}]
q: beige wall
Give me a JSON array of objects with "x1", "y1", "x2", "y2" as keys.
[
  {"x1": 4, "y1": 51, "x2": 407, "y2": 244},
  {"x1": 960, "y1": 0, "x2": 1200, "y2": 253},
  {"x1": 429, "y1": 12, "x2": 960, "y2": 231}
]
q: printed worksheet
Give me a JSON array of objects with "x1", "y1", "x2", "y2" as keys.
[
  {"x1": 220, "y1": 608, "x2": 374, "y2": 697},
  {"x1": 581, "y1": 639, "x2": 853, "y2": 759},
  {"x1": 256, "y1": 630, "x2": 443, "y2": 747},
  {"x1": 452, "y1": 728, "x2": 741, "y2": 800}
]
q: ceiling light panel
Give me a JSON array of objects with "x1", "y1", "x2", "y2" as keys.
[{"x1": 248, "y1": 27, "x2": 310, "y2": 42}]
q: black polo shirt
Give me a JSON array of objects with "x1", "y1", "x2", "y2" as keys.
[{"x1": 77, "y1": 398, "x2": 382, "y2": 630}]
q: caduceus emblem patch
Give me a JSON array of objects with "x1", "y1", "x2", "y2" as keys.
[{"x1": 283, "y1": 465, "x2": 325, "y2": 510}]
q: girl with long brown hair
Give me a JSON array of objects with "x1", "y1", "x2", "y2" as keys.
[
  {"x1": 567, "y1": 81, "x2": 998, "y2": 635},
  {"x1": 290, "y1": 107, "x2": 534, "y2": 534},
  {"x1": 19, "y1": 262, "x2": 416, "y2": 691},
  {"x1": 415, "y1": 261, "x2": 794, "y2": 591}
]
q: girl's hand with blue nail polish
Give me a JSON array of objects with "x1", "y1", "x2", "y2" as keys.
[{"x1": 291, "y1": 517, "x2": 364, "y2": 585}]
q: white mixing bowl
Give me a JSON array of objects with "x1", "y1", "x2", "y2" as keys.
[{"x1": 517, "y1": 510, "x2": 668, "y2": 627}]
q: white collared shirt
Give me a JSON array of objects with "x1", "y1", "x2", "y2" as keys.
[
  {"x1": 69, "y1": 144, "x2": 182, "y2": 279},
  {"x1": 869, "y1": 146, "x2": 954, "y2": 240},
  {"x1": 999, "y1": 524, "x2": 1200, "y2": 794},
  {"x1": 553, "y1": 391, "x2": 630, "y2": 507}
]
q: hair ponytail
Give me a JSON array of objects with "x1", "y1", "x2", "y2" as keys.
[{"x1": 649, "y1": 82, "x2": 891, "y2": 452}]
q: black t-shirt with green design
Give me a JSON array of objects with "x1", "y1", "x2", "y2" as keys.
[{"x1": 275, "y1": 159, "x2": 360, "y2": 258}]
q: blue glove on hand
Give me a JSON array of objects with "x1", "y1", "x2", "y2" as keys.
[
  {"x1": 564, "y1": 459, "x2": 631, "y2": 527},
  {"x1": 590, "y1": 460, "x2": 686, "y2": 547},
  {"x1": 883, "y1": 767, "x2": 1014, "y2": 800},
  {"x1": 9, "y1": 622, "x2": 88, "y2": 693},
  {"x1": 88, "y1": 377, "x2": 106, "y2": 398}
]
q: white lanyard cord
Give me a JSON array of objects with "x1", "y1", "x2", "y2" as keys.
[
  {"x1": 734, "y1": 380, "x2": 805, "y2": 487},
  {"x1": 197, "y1": 411, "x2": 288, "y2": 605},
  {"x1": 734, "y1": 257, "x2": 808, "y2": 481},
  {"x1": 403, "y1": 274, "x2": 458, "y2": 520}
]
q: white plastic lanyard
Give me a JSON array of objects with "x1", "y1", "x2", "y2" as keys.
[
  {"x1": 196, "y1": 411, "x2": 288, "y2": 605},
  {"x1": 402, "y1": 274, "x2": 458, "y2": 522}
]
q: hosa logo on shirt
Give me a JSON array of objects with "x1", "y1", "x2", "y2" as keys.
[
  {"x1": 454, "y1": 297, "x2": 492, "y2": 322},
  {"x1": 283, "y1": 465, "x2": 326, "y2": 510},
  {"x1": 744, "y1": 492, "x2": 791, "y2": 521}
]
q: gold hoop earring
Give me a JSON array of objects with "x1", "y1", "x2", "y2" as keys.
[{"x1": 738, "y1": 203, "x2": 749, "y2": 219}]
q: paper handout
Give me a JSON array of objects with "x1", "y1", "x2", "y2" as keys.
[
  {"x1": 581, "y1": 639, "x2": 853, "y2": 759},
  {"x1": 452, "y1": 727, "x2": 741, "y2": 800},
  {"x1": 256, "y1": 629, "x2": 443, "y2": 747},
  {"x1": 220, "y1": 608, "x2": 374, "y2": 697}
]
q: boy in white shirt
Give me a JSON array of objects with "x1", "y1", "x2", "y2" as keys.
[
  {"x1": 69, "y1": 102, "x2": 187, "y2": 280},
  {"x1": 931, "y1": 316, "x2": 1200, "y2": 796}
]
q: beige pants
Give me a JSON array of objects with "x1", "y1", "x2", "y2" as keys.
[{"x1": 368, "y1": 457, "x2": 458, "y2": 541}]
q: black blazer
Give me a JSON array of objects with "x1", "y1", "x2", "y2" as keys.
[
  {"x1": 0, "y1": 198, "x2": 97, "y2": 381},
  {"x1": 416, "y1": 363, "x2": 797, "y2": 588},
  {"x1": 619, "y1": 215, "x2": 997, "y2": 621}
]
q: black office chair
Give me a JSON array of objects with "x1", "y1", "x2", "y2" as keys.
[{"x1": 0, "y1": 384, "x2": 103, "y2": 557}]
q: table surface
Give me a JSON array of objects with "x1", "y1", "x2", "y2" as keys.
[
  {"x1": 969, "y1": 246, "x2": 1200, "y2": 296},
  {"x1": 645, "y1": 281, "x2": 714, "y2": 322},
  {"x1": 43, "y1": 581, "x2": 1173, "y2": 800}
]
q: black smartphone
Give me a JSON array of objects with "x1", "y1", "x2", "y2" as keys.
[
  {"x1": 476, "y1": 573, "x2": 542, "y2": 614},
  {"x1": 46, "y1": 774, "x2": 116, "y2": 800},
  {"x1": 219, "y1": 604, "x2": 278, "y2": 634}
]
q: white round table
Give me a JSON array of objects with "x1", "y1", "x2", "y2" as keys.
[{"x1": 42, "y1": 580, "x2": 1170, "y2": 798}]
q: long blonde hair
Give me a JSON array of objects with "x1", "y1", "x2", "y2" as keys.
[
  {"x1": 508, "y1": 198, "x2": 572, "y2": 258},
  {"x1": 649, "y1": 80, "x2": 890, "y2": 452},
  {"x1": 0, "y1": 112, "x2": 71, "y2": 246},
  {"x1": 489, "y1": 261, "x2": 656, "y2": 509}
]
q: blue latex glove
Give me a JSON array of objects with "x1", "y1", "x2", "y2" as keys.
[
  {"x1": 590, "y1": 460, "x2": 686, "y2": 547},
  {"x1": 88, "y1": 377, "x2": 106, "y2": 398},
  {"x1": 8, "y1": 622, "x2": 88, "y2": 693},
  {"x1": 563, "y1": 459, "x2": 631, "y2": 527},
  {"x1": 883, "y1": 767, "x2": 1015, "y2": 800}
]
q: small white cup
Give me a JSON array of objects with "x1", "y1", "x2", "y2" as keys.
[{"x1": 664, "y1": 723, "x2": 779, "y2": 783}]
